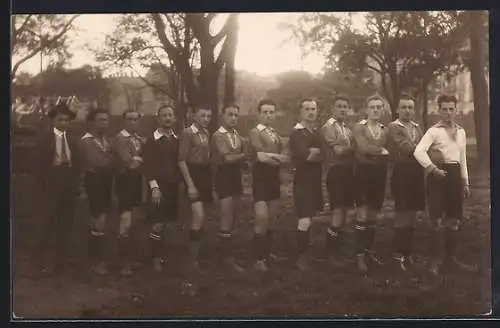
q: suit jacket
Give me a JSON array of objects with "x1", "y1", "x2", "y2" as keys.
[{"x1": 32, "y1": 127, "x2": 81, "y2": 189}]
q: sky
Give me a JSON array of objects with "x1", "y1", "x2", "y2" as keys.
[{"x1": 14, "y1": 13, "x2": 363, "y2": 77}]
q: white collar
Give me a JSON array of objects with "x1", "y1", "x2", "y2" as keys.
[
  {"x1": 81, "y1": 132, "x2": 93, "y2": 140},
  {"x1": 153, "y1": 129, "x2": 176, "y2": 140},
  {"x1": 190, "y1": 124, "x2": 208, "y2": 134},
  {"x1": 394, "y1": 119, "x2": 418, "y2": 127},
  {"x1": 361, "y1": 119, "x2": 384, "y2": 127},
  {"x1": 294, "y1": 123, "x2": 305, "y2": 130},
  {"x1": 153, "y1": 129, "x2": 164, "y2": 140},
  {"x1": 119, "y1": 129, "x2": 131, "y2": 137},
  {"x1": 256, "y1": 124, "x2": 267, "y2": 131},
  {"x1": 53, "y1": 127, "x2": 65, "y2": 137},
  {"x1": 327, "y1": 117, "x2": 337, "y2": 125},
  {"x1": 218, "y1": 126, "x2": 228, "y2": 133}
]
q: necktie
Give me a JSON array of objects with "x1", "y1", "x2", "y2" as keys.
[{"x1": 61, "y1": 133, "x2": 69, "y2": 163}]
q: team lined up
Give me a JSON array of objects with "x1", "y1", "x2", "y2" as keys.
[{"x1": 32, "y1": 92, "x2": 474, "y2": 277}]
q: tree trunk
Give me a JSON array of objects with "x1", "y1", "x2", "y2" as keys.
[
  {"x1": 468, "y1": 11, "x2": 490, "y2": 172},
  {"x1": 223, "y1": 24, "x2": 238, "y2": 107}
]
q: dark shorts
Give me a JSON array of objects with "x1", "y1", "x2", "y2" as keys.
[
  {"x1": 355, "y1": 162, "x2": 387, "y2": 211},
  {"x1": 391, "y1": 161, "x2": 425, "y2": 212},
  {"x1": 147, "y1": 179, "x2": 179, "y2": 223},
  {"x1": 115, "y1": 168, "x2": 143, "y2": 213},
  {"x1": 252, "y1": 163, "x2": 281, "y2": 202},
  {"x1": 215, "y1": 164, "x2": 243, "y2": 199},
  {"x1": 187, "y1": 164, "x2": 213, "y2": 203},
  {"x1": 426, "y1": 163, "x2": 463, "y2": 220},
  {"x1": 293, "y1": 164, "x2": 323, "y2": 218},
  {"x1": 326, "y1": 163, "x2": 356, "y2": 209},
  {"x1": 84, "y1": 168, "x2": 114, "y2": 217}
]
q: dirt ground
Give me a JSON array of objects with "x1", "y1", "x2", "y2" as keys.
[{"x1": 11, "y1": 166, "x2": 492, "y2": 319}]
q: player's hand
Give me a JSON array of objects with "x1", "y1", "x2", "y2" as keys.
[
  {"x1": 212, "y1": 190, "x2": 219, "y2": 202},
  {"x1": 463, "y1": 185, "x2": 471, "y2": 199},
  {"x1": 188, "y1": 185, "x2": 199, "y2": 200},
  {"x1": 432, "y1": 167, "x2": 447, "y2": 178},
  {"x1": 380, "y1": 148, "x2": 389, "y2": 155},
  {"x1": 263, "y1": 153, "x2": 281, "y2": 165},
  {"x1": 151, "y1": 187, "x2": 162, "y2": 206}
]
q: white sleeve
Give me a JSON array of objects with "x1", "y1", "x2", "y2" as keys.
[
  {"x1": 413, "y1": 129, "x2": 435, "y2": 169},
  {"x1": 459, "y1": 130, "x2": 469, "y2": 185}
]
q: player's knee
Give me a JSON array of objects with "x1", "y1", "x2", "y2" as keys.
[{"x1": 297, "y1": 218, "x2": 312, "y2": 232}]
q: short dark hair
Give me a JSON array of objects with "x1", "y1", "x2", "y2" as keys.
[
  {"x1": 192, "y1": 105, "x2": 212, "y2": 114},
  {"x1": 123, "y1": 108, "x2": 142, "y2": 119},
  {"x1": 222, "y1": 104, "x2": 240, "y2": 114},
  {"x1": 300, "y1": 98, "x2": 316, "y2": 108},
  {"x1": 399, "y1": 93, "x2": 416, "y2": 103},
  {"x1": 257, "y1": 100, "x2": 276, "y2": 112},
  {"x1": 331, "y1": 94, "x2": 351, "y2": 107},
  {"x1": 157, "y1": 104, "x2": 175, "y2": 116},
  {"x1": 86, "y1": 108, "x2": 110, "y2": 122},
  {"x1": 437, "y1": 94, "x2": 457, "y2": 108}
]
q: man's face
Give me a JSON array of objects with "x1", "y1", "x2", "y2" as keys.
[
  {"x1": 398, "y1": 99, "x2": 415, "y2": 122},
  {"x1": 124, "y1": 111, "x2": 141, "y2": 133},
  {"x1": 300, "y1": 100, "x2": 318, "y2": 123},
  {"x1": 366, "y1": 99, "x2": 384, "y2": 121},
  {"x1": 332, "y1": 99, "x2": 349, "y2": 121},
  {"x1": 259, "y1": 104, "x2": 276, "y2": 125},
  {"x1": 439, "y1": 101, "x2": 457, "y2": 123},
  {"x1": 94, "y1": 113, "x2": 110, "y2": 133},
  {"x1": 222, "y1": 107, "x2": 239, "y2": 128},
  {"x1": 195, "y1": 108, "x2": 212, "y2": 129},
  {"x1": 158, "y1": 107, "x2": 176, "y2": 128},
  {"x1": 52, "y1": 114, "x2": 71, "y2": 131}
]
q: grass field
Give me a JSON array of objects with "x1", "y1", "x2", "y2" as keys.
[{"x1": 11, "y1": 161, "x2": 491, "y2": 319}]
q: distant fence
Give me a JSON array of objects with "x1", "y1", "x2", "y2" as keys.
[{"x1": 11, "y1": 112, "x2": 476, "y2": 174}]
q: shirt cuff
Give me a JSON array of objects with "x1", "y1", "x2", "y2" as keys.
[
  {"x1": 149, "y1": 180, "x2": 159, "y2": 189},
  {"x1": 424, "y1": 163, "x2": 437, "y2": 175}
]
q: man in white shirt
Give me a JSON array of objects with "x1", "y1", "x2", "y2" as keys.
[{"x1": 413, "y1": 94, "x2": 475, "y2": 275}]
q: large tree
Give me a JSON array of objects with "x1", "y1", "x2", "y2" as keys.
[
  {"x1": 97, "y1": 13, "x2": 239, "y2": 132},
  {"x1": 462, "y1": 11, "x2": 489, "y2": 172},
  {"x1": 290, "y1": 12, "x2": 465, "y2": 122},
  {"x1": 11, "y1": 14, "x2": 80, "y2": 79}
]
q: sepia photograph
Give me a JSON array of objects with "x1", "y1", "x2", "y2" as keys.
[{"x1": 11, "y1": 11, "x2": 491, "y2": 319}]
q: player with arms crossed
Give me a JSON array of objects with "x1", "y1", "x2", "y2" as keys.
[
  {"x1": 352, "y1": 94, "x2": 390, "y2": 274},
  {"x1": 248, "y1": 100, "x2": 290, "y2": 272},
  {"x1": 112, "y1": 109, "x2": 146, "y2": 276},
  {"x1": 320, "y1": 94, "x2": 356, "y2": 268},
  {"x1": 80, "y1": 108, "x2": 114, "y2": 276},
  {"x1": 386, "y1": 94, "x2": 425, "y2": 271},
  {"x1": 211, "y1": 104, "x2": 247, "y2": 273},
  {"x1": 289, "y1": 98, "x2": 325, "y2": 272}
]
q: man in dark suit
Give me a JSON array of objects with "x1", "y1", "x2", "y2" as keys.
[{"x1": 32, "y1": 103, "x2": 80, "y2": 274}]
